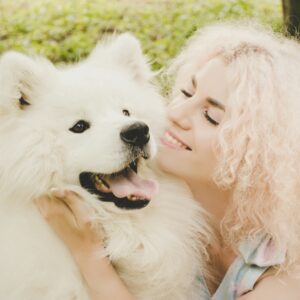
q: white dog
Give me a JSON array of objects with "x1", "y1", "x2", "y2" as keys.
[{"x1": 0, "y1": 34, "x2": 211, "y2": 300}]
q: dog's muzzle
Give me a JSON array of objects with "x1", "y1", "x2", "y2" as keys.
[
  {"x1": 79, "y1": 158, "x2": 158, "y2": 210},
  {"x1": 79, "y1": 122, "x2": 158, "y2": 210}
]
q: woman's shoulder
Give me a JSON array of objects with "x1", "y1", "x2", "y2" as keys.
[{"x1": 237, "y1": 270, "x2": 300, "y2": 300}]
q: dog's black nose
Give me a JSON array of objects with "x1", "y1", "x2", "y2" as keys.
[{"x1": 120, "y1": 122, "x2": 150, "y2": 148}]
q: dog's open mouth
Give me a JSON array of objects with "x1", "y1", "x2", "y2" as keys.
[{"x1": 79, "y1": 159, "x2": 158, "y2": 210}]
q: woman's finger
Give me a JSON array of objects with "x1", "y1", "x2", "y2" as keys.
[
  {"x1": 50, "y1": 189, "x2": 97, "y2": 229},
  {"x1": 36, "y1": 193, "x2": 104, "y2": 258},
  {"x1": 37, "y1": 195, "x2": 78, "y2": 228},
  {"x1": 36, "y1": 195, "x2": 87, "y2": 251}
]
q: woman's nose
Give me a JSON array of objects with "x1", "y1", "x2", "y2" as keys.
[{"x1": 167, "y1": 100, "x2": 192, "y2": 130}]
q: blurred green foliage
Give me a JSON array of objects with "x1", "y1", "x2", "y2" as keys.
[{"x1": 0, "y1": 0, "x2": 282, "y2": 69}]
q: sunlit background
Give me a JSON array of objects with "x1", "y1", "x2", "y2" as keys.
[{"x1": 0, "y1": 0, "x2": 284, "y2": 70}]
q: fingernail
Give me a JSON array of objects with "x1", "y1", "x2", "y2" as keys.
[{"x1": 50, "y1": 188, "x2": 66, "y2": 198}]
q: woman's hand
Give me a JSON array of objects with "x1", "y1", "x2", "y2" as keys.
[
  {"x1": 36, "y1": 190, "x2": 135, "y2": 300},
  {"x1": 36, "y1": 190, "x2": 104, "y2": 266}
]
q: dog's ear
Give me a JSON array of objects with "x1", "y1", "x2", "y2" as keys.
[
  {"x1": 88, "y1": 33, "x2": 152, "y2": 82},
  {"x1": 0, "y1": 51, "x2": 44, "y2": 113}
]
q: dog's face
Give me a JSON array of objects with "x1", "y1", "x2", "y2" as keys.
[{"x1": 0, "y1": 34, "x2": 165, "y2": 209}]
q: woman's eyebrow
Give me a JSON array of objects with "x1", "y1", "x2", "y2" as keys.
[{"x1": 207, "y1": 97, "x2": 225, "y2": 111}]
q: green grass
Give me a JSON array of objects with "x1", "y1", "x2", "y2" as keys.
[{"x1": 0, "y1": 0, "x2": 282, "y2": 70}]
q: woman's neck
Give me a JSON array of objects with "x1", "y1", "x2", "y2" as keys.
[
  {"x1": 186, "y1": 179, "x2": 236, "y2": 290},
  {"x1": 186, "y1": 180, "x2": 231, "y2": 226}
]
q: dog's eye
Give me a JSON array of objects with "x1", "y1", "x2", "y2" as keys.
[
  {"x1": 122, "y1": 109, "x2": 130, "y2": 117},
  {"x1": 19, "y1": 95, "x2": 30, "y2": 109},
  {"x1": 69, "y1": 120, "x2": 90, "y2": 133}
]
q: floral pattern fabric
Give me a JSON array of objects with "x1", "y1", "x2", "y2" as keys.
[{"x1": 200, "y1": 234, "x2": 285, "y2": 300}]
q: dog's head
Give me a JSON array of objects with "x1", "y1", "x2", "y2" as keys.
[{"x1": 0, "y1": 33, "x2": 165, "y2": 210}]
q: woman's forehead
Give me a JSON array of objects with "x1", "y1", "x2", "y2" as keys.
[{"x1": 193, "y1": 57, "x2": 229, "y2": 105}]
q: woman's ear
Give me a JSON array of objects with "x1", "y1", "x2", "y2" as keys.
[
  {"x1": 0, "y1": 51, "x2": 44, "y2": 113},
  {"x1": 87, "y1": 33, "x2": 153, "y2": 82}
]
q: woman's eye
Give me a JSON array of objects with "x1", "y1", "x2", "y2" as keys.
[
  {"x1": 69, "y1": 120, "x2": 90, "y2": 133},
  {"x1": 180, "y1": 89, "x2": 193, "y2": 98},
  {"x1": 204, "y1": 109, "x2": 219, "y2": 126}
]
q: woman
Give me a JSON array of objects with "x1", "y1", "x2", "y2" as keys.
[{"x1": 37, "y1": 23, "x2": 300, "y2": 299}]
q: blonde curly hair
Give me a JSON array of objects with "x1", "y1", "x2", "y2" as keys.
[{"x1": 169, "y1": 22, "x2": 300, "y2": 271}]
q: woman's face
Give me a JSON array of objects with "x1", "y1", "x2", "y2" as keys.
[{"x1": 157, "y1": 57, "x2": 229, "y2": 186}]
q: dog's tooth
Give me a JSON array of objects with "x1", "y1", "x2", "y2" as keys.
[
  {"x1": 95, "y1": 176, "x2": 111, "y2": 193},
  {"x1": 95, "y1": 175, "x2": 102, "y2": 183}
]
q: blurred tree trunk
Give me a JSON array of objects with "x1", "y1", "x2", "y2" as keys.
[{"x1": 282, "y1": 0, "x2": 300, "y2": 37}]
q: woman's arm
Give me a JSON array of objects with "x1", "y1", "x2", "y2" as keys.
[
  {"x1": 36, "y1": 191, "x2": 135, "y2": 300},
  {"x1": 237, "y1": 270, "x2": 300, "y2": 300},
  {"x1": 79, "y1": 254, "x2": 135, "y2": 300}
]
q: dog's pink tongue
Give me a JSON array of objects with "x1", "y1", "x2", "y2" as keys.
[{"x1": 106, "y1": 169, "x2": 159, "y2": 200}]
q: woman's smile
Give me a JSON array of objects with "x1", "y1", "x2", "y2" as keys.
[{"x1": 160, "y1": 130, "x2": 192, "y2": 151}]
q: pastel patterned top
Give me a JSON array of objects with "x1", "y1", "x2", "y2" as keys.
[{"x1": 200, "y1": 234, "x2": 285, "y2": 299}]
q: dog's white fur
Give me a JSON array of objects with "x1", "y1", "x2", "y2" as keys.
[{"x1": 0, "y1": 34, "x2": 210, "y2": 300}]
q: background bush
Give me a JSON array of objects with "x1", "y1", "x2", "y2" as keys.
[{"x1": 0, "y1": 0, "x2": 282, "y2": 70}]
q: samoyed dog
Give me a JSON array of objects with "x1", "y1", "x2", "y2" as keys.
[{"x1": 0, "y1": 34, "x2": 210, "y2": 300}]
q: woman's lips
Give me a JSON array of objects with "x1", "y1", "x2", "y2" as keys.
[{"x1": 160, "y1": 130, "x2": 192, "y2": 151}]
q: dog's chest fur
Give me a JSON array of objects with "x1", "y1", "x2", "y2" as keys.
[
  {"x1": 97, "y1": 167, "x2": 207, "y2": 300},
  {"x1": 0, "y1": 171, "x2": 206, "y2": 300}
]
